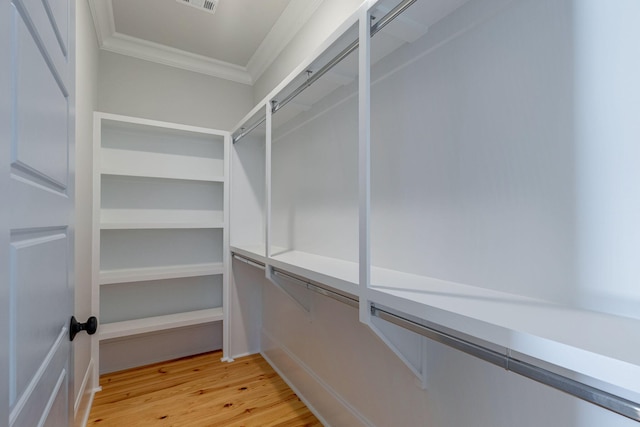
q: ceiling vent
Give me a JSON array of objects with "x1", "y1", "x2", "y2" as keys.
[{"x1": 176, "y1": 0, "x2": 219, "y2": 15}]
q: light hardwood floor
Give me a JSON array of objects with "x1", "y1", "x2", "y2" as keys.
[{"x1": 88, "y1": 351, "x2": 322, "y2": 426}]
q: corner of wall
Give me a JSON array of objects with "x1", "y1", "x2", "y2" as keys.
[{"x1": 75, "y1": 0, "x2": 100, "y2": 420}]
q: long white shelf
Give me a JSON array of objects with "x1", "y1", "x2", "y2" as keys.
[
  {"x1": 268, "y1": 248, "x2": 358, "y2": 296},
  {"x1": 100, "y1": 262, "x2": 224, "y2": 285},
  {"x1": 101, "y1": 148, "x2": 224, "y2": 182},
  {"x1": 229, "y1": 243, "x2": 640, "y2": 394},
  {"x1": 230, "y1": 245, "x2": 358, "y2": 295},
  {"x1": 99, "y1": 307, "x2": 224, "y2": 341},
  {"x1": 368, "y1": 267, "x2": 640, "y2": 396},
  {"x1": 230, "y1": 244, "x2": 267, "y2": 264}
]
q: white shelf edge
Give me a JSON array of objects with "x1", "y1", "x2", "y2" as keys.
[
  {"x1": 101, "y1": 170, "x2": 225, "y2": 183},
  {"x1": 100, "y1": 222, "x2": 225, "y2": 230},
  {"x1": 230, "y1": 244, "x2": 267, "y2": 264},
  {"x1": 366, "y1": 267, "x2": 640, "y2": 395},
  {"x1": 99, "y1": 307, "x2": 224, "y2": 341},
  {"x1": 99, "y1": 263, "x2": 224, "y2": 285},
  {"x1": 267, "y1": 249, "x2": 359, "y2": 297},
  {"x1": 230, "y1": 243, "x2": 640, "y2": 394},
  {"x1": 97, "y1": 111, "x2": 230, "y2": 137}
]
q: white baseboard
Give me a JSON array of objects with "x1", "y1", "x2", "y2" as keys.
[
  {"x1": 74, "y1": 359, "x2": 97, "y2": 427},
  {"x1": 260, "y1": 330, "x2": 374, "y2": 427}
]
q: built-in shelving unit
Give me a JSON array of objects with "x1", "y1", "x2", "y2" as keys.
[
  {"x1": 228, "y1": 0, "x2": 640, "y2": 415},
  {"x1": 93, "y1": 112, "x2": 230, "y2": 372}
]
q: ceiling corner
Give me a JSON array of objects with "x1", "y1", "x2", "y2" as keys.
[
  {"x1": 88, "y1": 0, "x2": 115, "y2": 47},
  {"x1": 87, "y1": 0, "x2": 253, "y2": 85},
  {"x1": 246, "y1": 0, "x2": 325, "y2": 83},
  {"x1": 102, "y1": 33, "x2": 253, "y2": 85}
]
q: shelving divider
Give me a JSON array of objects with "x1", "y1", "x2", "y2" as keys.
[
  {"x1": 358, "y1": 6, "x2": 372, "y2": 326},
  {"x1": 221, "y1": 133, "x2": 232, "y2": 362}
]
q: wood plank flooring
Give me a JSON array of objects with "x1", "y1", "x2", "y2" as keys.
[{"x1": 88, "y1": 351, "x2": 322, "y2": 427}]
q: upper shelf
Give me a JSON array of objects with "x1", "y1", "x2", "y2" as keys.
[
  {"x1": 99, "y1": 112, "x2": 226, "y2": 181},
  {"x1": 101, "y1": 148, "x2": 225, "y2": 182}
]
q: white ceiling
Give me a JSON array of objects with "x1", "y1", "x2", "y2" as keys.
[{"x1": 89, "y1": 0, "x2": 325, "y2": 84}]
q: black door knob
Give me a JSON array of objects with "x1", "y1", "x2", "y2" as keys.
[{"x1": 70, "y1": 316, "x2": 98, "y2": 341}]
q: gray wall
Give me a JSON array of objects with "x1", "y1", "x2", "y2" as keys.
[
  {"x1": 98, "y1": 51, "x2": 253, "y2": 130},
  {"x1": 254, "y1": 0, "x2": 640, "y2": 425},
  {"x1": 252, "y1": 0, "x2": 364, "y2": 104},
  {"x1": 95, "y1": 50, "x2": 253, "y2": 374}
]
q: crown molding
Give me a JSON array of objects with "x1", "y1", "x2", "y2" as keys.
[
  {"x1": 246, "y1": 0, "x2": 324, "y2": 83},
  {"x1": 88, "y1": 0, "x2": 252, "y2": 85},
  {"x1": 101, "y1": 32, "x2": 253, "y2": 84},
  {"x1": 88, "y1": 0, "x2": 326, "y2": 86},
  {"x1": 88, "y1": 0, "x2": 115, "y2": 47}
]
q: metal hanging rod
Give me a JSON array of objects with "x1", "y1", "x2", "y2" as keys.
[
  {"x1": 272, "y1": 0, "x2": 417, "y2": 115},
  {"x1": 232, "y1": 253, "x2": 266, "y2": 270},
  {"x1": 230, "y1": 251, "x2": 640, "y2": 420},
  {"x1": 370, "y1": 304, "x2": 640, "y2": 423},
  {"x1": 271, "y1": 268, "x2": 359, "y2": 309},
  {"x1": 232, "y1": 118, "x2": 267, "y2": 143},
  {"x1": 233, "y1": 0, "x2": 418, "y2": 144}
]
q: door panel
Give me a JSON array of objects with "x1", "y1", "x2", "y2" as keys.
[
  {"x1": 42, "y1": 372, "x2": 69, "y2": 427},
  {"x1": 14, "y1": 0, "x2": 69, "y2": 86},
  {"x1": 13, "y1": 6, "x2": 69, "y2": 189},
  {"x1": 1, "y1": 0, "x2": 11, "y2": 422},
  {"x1": 42, "y1": 0, "x2": 68, "y2": 55},
  {"x1": 3, "y1": 0, "x2": 74, "y2": 425},
  {"x1": 10, "y1": 332, "x2": 68, "y2": 427},
  {"x1": 10, "y1": 229, "x2": 68, "y2": 402}
]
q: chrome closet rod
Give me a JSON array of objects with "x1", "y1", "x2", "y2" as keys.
[
  {"x1": 233, "y1": 0, "x2": 418, "y2": 143},
  {"x1": 370, "y1": 304, "x2": 640, "y2": 423},
  {"x1": 271, "y1": 269, "x2": 359, "y2": 308},
  {"x1": 232, "y1": 251, "x2": 640, "y2": 420},
  {"x1": 232, "y1": 253, "x2": 266, "y2": 270},
  {"x1": 232, "y1": 116, "x2": 267, "y2": 143},
  {"x1": 271, "y1": 0, "x2": 417, "y2": 115}
]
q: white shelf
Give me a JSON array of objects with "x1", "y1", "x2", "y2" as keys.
[
  {"x1": 100, "y1": 221, "x2": 224, "y2": 230},
  {"x1": 99, "y1": 307, "x2": 224, "y2": 341},
  {"x1": 101, "y1": 209, "x2": 223, "y2": 230},
  {"x1": 268, "y1": 249, "x2": 359, "y2": 296},
  {"x1": 101, "y1": 148, "x2": 224, "y2": 182},
  {"x1": 230, "y1": 244, "x2": 267, "y2": 264},
  {"x1": 230, "y1": 246, "x2": 359, "y2": 296},
  {"x1": 99, "y1": 263, "x2": 224, "y2": 285},
  {"x1": 368, "y1": 267, "x2": 640, "y2": 395}
]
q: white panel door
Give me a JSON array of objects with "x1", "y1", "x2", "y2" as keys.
[{"x1": 1, "y1": 0, "x2": 75, "y2": 426}]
